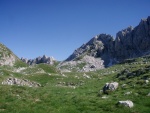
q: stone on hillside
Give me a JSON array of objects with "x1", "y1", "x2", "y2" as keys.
[
  {"x1": 145, "y1": 80, "x2": 149, "y2": 84},
  {"x1": 147, "y1": 92, "x2": 150, "y2": 96},
  {"x1": 121, "y1": 84, "x2": 126, "y2": 88},
  {"x1": 124, "y1": 91, "x2": 132, "y2": 95},
  {"x1": 83, "y1": 73, "x2": 90, "y2": 79},
  {"x1": 103, "y1": 82, "x2": 119, "y2": 94},
  {"x1": 62, "y1": 74, "x2": 67, "y2": 77},
  {"x1": 2, "y1": 77, "x2": 41, "y2": 87},
  {"x1": 101, "y1": 96, "x2": 108, "y2": 99},
  {"x1": 117, "y1": 100, "x2": 134, "y2": 108}
]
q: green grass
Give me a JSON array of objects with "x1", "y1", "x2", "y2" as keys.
[
  {"x1": 13, "y1": 60, "x2": 28, "y2": 68},
  {"x1": 36, "y1": 63, "x2": 59, "y2": 73},
  {"x1": 0, "y1": 56, "x2": 150, "y2": 113}
]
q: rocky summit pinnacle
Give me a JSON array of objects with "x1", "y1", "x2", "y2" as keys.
[{"x1": 63, "y1": 16, "x2": 150, "y2": 69}]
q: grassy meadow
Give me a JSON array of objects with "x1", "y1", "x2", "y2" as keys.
[{"x1": 0, "y1": 56, "x2": 150, "y2": 113}]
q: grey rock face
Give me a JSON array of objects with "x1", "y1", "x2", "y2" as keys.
[
  {"x1": 58, "y1": 55, "x2": 104, "y2": 72},
  {"x1": 0, "y1": 43, "x2": 19, "y2": 66},
  {"x1": 21, "y1": 55, "x2": 56, "y2": 65},
  {"x1": 65, "y1": 16, "x2": 150, "y2": 68},
  {"x1": 66, "y1": 34, "x2": 115, "y2": 67},
  {"x1": 2, "y1": 77, "x2": 41, "y2": 87},
  {"x1": 81, "y1": 55, "x2": 104, "y2": 72},
  {"x1": 115, "y1": 17, "x2": 150, "y2": 60}
]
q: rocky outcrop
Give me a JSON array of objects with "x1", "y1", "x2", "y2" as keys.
[
  {"x1": 58, "y1": 55, "x2": 104, "y2": 72},
  {"x1": 65, "y1": 16, "x2": 150, "y2": 68},
  {"x1": 2, "y1": 77, "x2": 41, "y2": 87},
  {"x1": 0, "y1": 43, "x2": 19, "y2": 66},
  {"x1": 81, "y1": 55, "x2": 104, "y2": 71},
  {"x1": 21, "y1": 55, "x2": 56, "y2": 65}
]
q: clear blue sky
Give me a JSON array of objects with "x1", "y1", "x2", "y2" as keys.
[{"x1": 0, "y1": 0, "x2": 150, "y2": 61}]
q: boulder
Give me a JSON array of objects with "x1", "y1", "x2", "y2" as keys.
[
  {"x1": 147, "y1": 92, "x2": 150, "y2": 96},
  {"x1": 118, "y1": 100, "x2": 134, "y2": 108},
  {"x1": 124, "y1": 91, "x2": 132, "y2": 95},
  {"x1": 103, "y1": 82, "x2": 119, "y2": 94},
  {"x1": 83, "y1": 73, "x2": 90, "y2": 79},
  {"x1": 145, "y1": 80, "x2": 149, "y2": 84}
]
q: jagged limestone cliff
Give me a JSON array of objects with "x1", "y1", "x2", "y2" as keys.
[{"x1": 59, "y1": 16, "x2": 150, "y2": 71}]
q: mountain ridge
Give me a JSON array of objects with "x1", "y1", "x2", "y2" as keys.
[
  {"x1": 21, "y1": 55, "x2": 56, "y2": 65},
  {"x1": 64, "y1": 16, "x2": 150, "y2": 68},
  {"x1": 0, "y1": 16, "x2": 150, "y2": 71}
]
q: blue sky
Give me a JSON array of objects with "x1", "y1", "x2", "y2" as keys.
[{"x1": 0, "y1": 0, "x2": 150, "y2": 61}]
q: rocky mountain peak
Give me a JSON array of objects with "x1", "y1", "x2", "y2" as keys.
[
  {"x1": 116, "y1": 26, "x2": 133, "y2": 38},
  {"x1": 61, "y1": 16, "x2": 150, "y2": 72}
]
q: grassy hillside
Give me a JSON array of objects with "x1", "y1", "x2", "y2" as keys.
[{"x1": 0, "y1": 56, "x2": 150, "y2": 113}]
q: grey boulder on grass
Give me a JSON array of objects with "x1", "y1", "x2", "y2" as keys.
[
  {"x1": 103, "y1": 82, "x2": 119, "y2": 94},
  {"x1": 117, "y1": 100, "x2": 134, "y2": 108}
]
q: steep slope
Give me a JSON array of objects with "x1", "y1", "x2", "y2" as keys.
[
  {"x1": 0, "y1": 43, "x2": 20, "y2": 66},
  {"x1": 115, "y1": 17, "x2": 150, "y2": 60},
  {"x1": 61, "y1": 16, "x2": 150, "y2": 71},
  {"x1": 66, "y1": 34, "x2": 115, "y2": 66}
]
